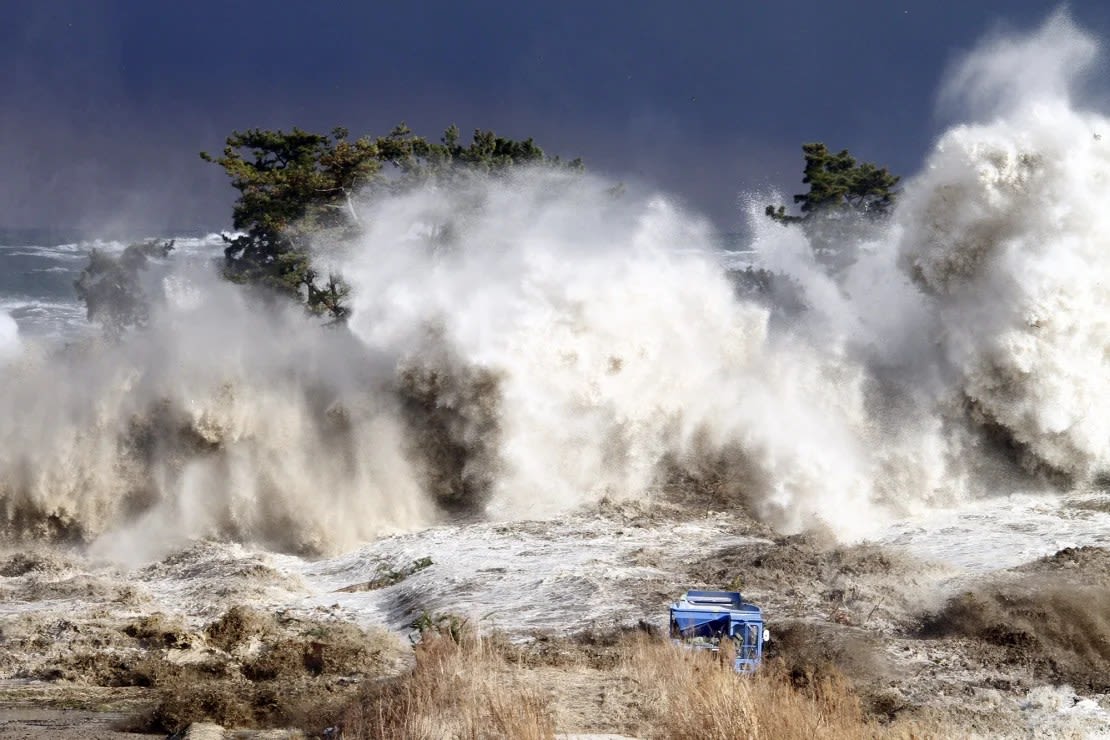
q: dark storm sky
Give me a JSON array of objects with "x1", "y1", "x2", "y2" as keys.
[{"x1": 2, "y1": 1, "x2": 1107, "y2": 235}]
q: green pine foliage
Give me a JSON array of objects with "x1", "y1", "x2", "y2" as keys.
[
  {"x1": 765, "y1": 142, "x2": 899, "y2": 223},
  {"x1": 764, "y1": 143, "x2": 900, "y2": 271},
  {"x1": 202, "y1": 124, "x2": 581, "y2": 319}
]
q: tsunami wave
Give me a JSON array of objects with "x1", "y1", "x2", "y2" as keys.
[{"x1": 0, "y1": 11, "x2": 1107, "y2": 560}]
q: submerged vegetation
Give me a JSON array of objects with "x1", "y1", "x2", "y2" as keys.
[{"x1": 73, "y1": 238, "x2": 174, "y2": 335}]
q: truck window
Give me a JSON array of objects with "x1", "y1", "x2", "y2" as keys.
[{"x1": 734, "y1": 623, "x2": 759, "y2": 661}]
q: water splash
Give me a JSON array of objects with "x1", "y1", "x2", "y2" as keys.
[{"x1": 0, "y1": 11, "x2": 1108, "y2": 559}]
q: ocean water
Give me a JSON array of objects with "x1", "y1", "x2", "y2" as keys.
[
  {"x1": 0, "y1": 231, "x2": 225, "y2": 340},
  {"x1": 0, "y1": 211, "x2": 1105, "y2": 577},
  {"x1": 0, "y1": 6, "x2": 1106, "y2": 667},
  {"x1": 3, "y1": 25, "x2": 1110, "y2": 740},
  {"x1": 4, "y1": 12, "x2": 1110, "y2": 737}
]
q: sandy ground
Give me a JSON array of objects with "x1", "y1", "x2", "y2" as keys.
[
  {"x1": 2, "y1": 500, "x2": 1110, "y2": 737},
  {"x1": 0, "y1": 707, "x2": 159, "y2": 740},
  {"x1": 0, "y1": 682, "x2": 156, "y2": 739},
  {"x1": 0, "y1": 704, "x2": 317, "y2": 739}
]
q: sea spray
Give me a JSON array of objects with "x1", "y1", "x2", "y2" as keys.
[
  {"x1": 0, "y1": 174, "x2": 901, "y2": 556},
  {"x1": 340, "y1": 174, "x2": 888, "y2": 535},
  {"x1": 899, "y1": 11, "x2": 1110, "y2": 480},
  {"x1": 0, "y1": 269, "x2": 431, "y2": 559},
  {"x1": 0, "y1": 12, "x2": 1108, "y2": 557}
]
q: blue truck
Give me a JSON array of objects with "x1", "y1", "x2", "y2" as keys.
[{"x1": 669, "y1": 590, "x2": 767, "y2": 673}]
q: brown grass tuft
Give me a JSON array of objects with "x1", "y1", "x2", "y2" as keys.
[
  {"x1": 334, "y1": 625, "x2": 936, "y2": 740},
  {"x1": 620, "y1": 635, "x2": 880, "y2": 740},
  {"x1": 338, "y1": 627, "x2": 554, "y2": 740}
]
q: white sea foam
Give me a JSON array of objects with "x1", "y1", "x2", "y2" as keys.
[
  {"x1": 0, "y1": 12, "x2": 1107, "y2": 562},
  {"x1": 898, "y1": 11, "x2": 1110, "y2": 481}
]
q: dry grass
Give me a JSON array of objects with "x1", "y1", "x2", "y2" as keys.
[
  {"x1": 335, "y1": 624, "x2": 938, "y2": 740},
  {"x1": 620, "y1": 635, "x2": 881, "y2": 740},
  {"x1": 338, "y1": 628, "x2": 554, "y2": 740}
]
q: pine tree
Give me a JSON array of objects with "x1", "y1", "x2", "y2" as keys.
[{"x1": 202, "y1": 125, "x2": 579, "y2": 319}]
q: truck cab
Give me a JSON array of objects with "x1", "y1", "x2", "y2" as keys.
[{"x1": 669, "y1": 590, "x2": 766, "y2": 673}]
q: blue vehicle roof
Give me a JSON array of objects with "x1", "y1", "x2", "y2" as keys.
[{"x1": 670, "y1": 590, "x2": 763, "y2": 621}]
